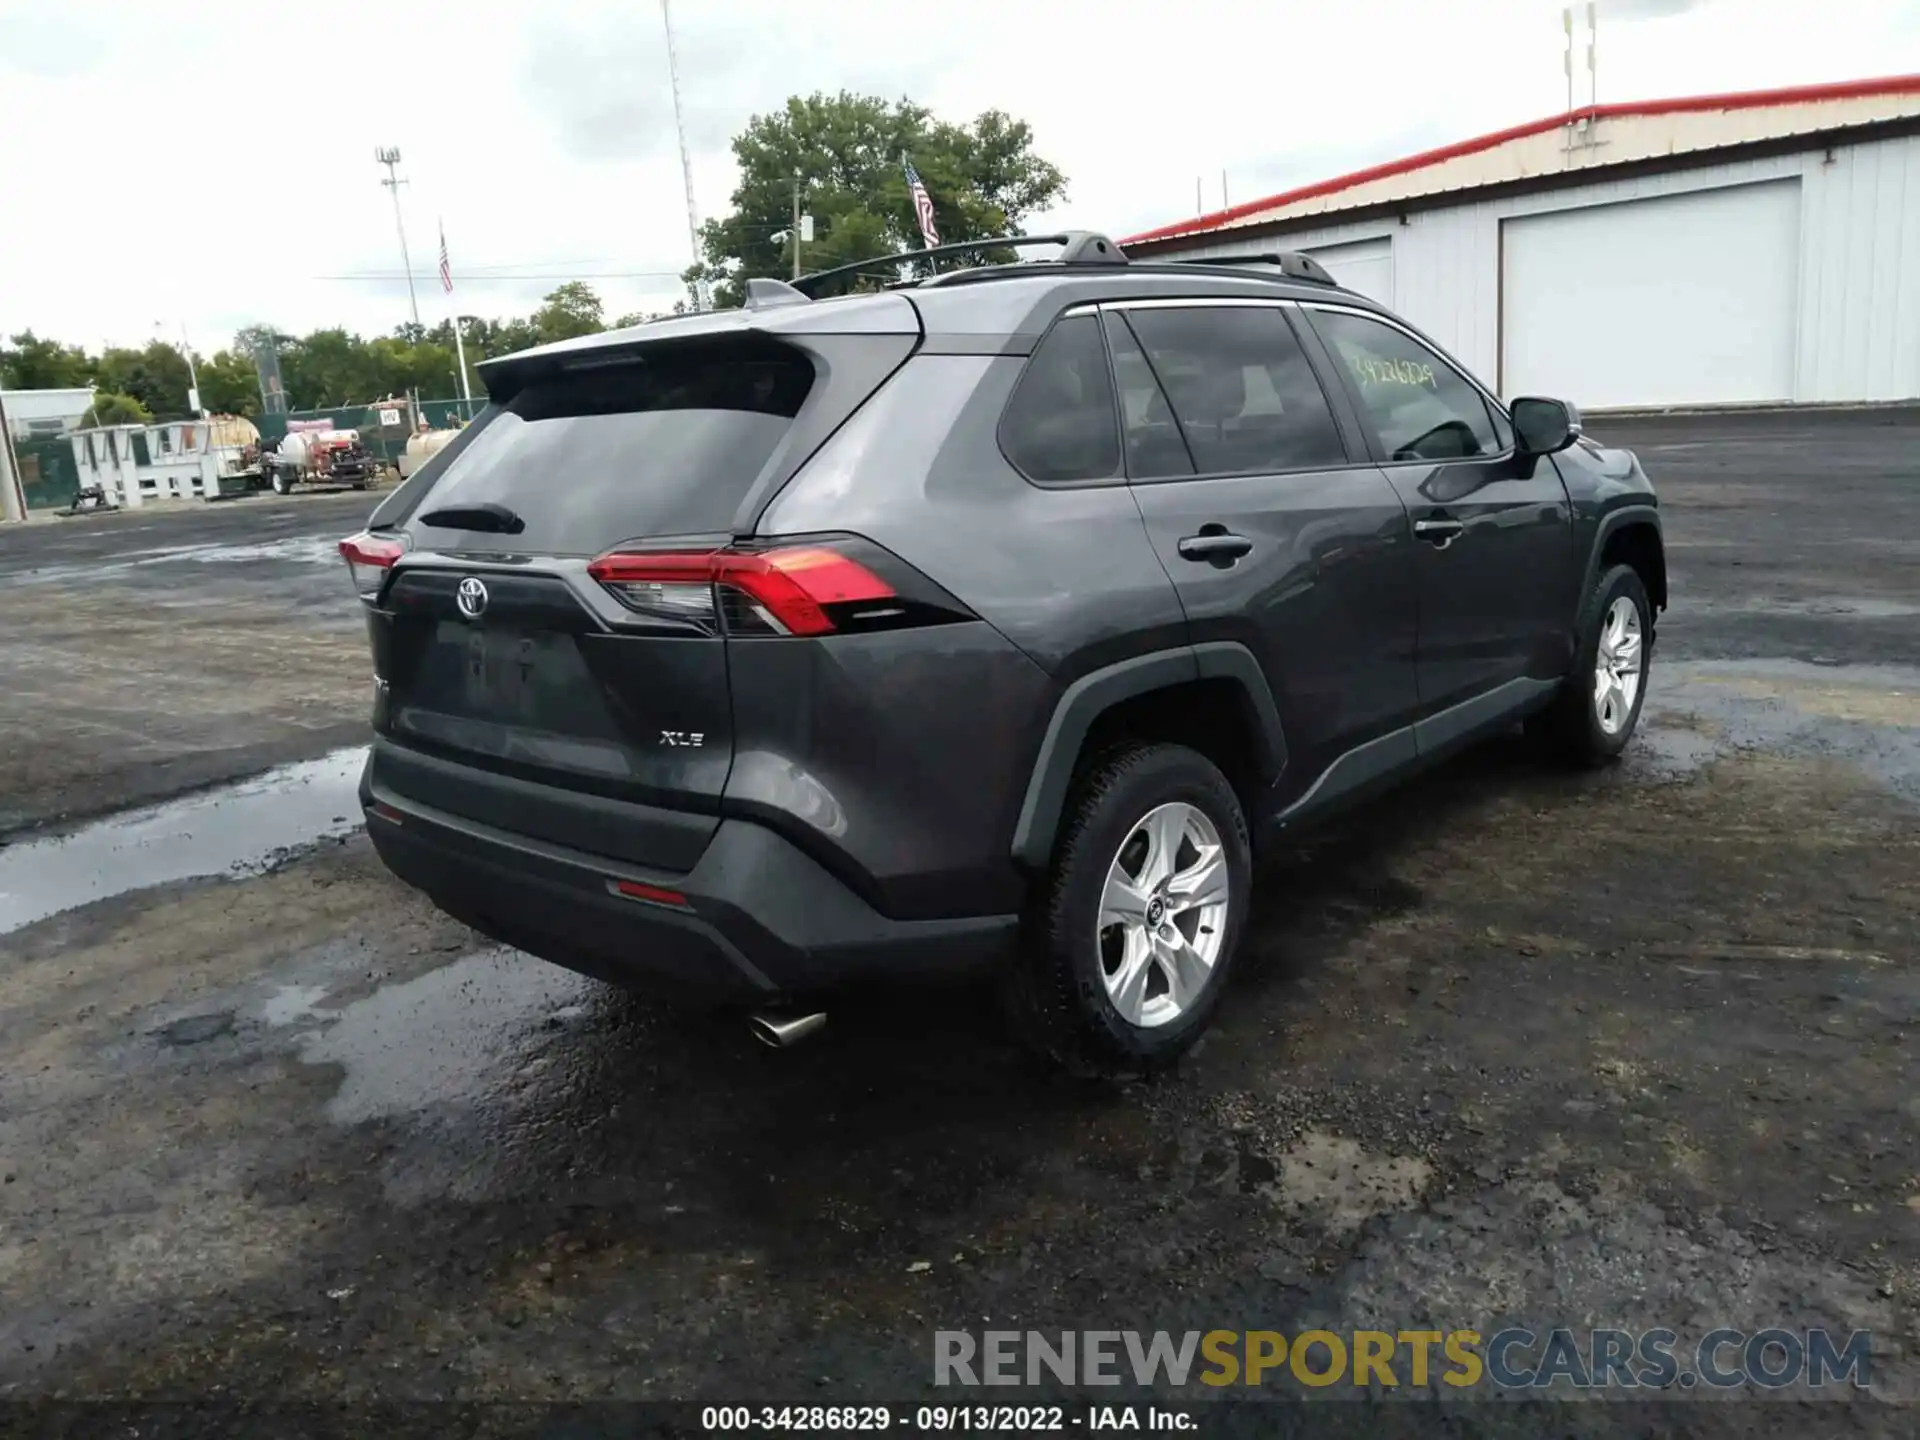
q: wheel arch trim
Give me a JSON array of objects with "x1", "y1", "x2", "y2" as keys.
[
  {"x1": 1584, "y1": 504, "x2": 1665, "y2": 612},
  {"x1": 1009, "y1": 643, "x2": 1288, "y2": 869}
]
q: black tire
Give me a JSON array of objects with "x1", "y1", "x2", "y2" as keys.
[
  {"x1": 270, "y1": 469, "x2": 291, "y2": 496},
  {"x1": 1530, "y1": 562, "x2": 1653, "y2": 767},
  {"x1": 1005, "y1": 743, "x2": 1252, "y2": 1076}
]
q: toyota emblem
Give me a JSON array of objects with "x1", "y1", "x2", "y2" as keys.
[{"x1": 455, "y1": 576, "x2": 489, "y2": 619}]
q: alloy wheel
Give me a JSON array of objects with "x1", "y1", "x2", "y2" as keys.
[
  {"x1": 1096, "y1": 802, "x2": 1231, "y2": 1028},
  {"x1": 1594, "y1": 595, "x2": 1644, "y2": 736}
]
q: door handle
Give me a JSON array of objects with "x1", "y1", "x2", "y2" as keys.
[
  {"x1": 1413, "y1": 517, "x2": 1466, "y2": 549},
  {"x1": 1176, "y1": 532, "x2": 1254, "y2": 563}
]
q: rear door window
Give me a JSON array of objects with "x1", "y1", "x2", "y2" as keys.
[
  {"x1": 409, "y1": 345, "x2": 813, "y2": 551},
  {"x1": 1104, "y1": 313, "x2": 1195, "y2": 480},
  {"x1": 1121, "y1": 306, "x2": 1348, "y2": 476},
  {"x1": 999, "y1": 314, "x2": 1122, "y2": 483}
]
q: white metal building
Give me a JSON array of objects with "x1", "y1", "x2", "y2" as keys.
[
  {"x1": 1121, "y1": 75, "x2": 1920, "y2": 410},
  {"x1": 3, "y1": 386, "x2": 95, "y2": 441}
]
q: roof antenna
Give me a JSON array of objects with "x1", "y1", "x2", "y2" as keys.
[{"x1": 1588, "y1": 1, "x2": 1599, "y2": 110}]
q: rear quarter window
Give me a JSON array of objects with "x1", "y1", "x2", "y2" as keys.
[
  {"x1": 998, "y1": 314, "x2": 1122, "y2": 484},
  {"x1": 409, "y1": 345, "x2": 813, "y2": 552}
]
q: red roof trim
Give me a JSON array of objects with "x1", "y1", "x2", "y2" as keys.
[{"x1": 1121, "y1": 73, "x2": 1920, "y2": 247}]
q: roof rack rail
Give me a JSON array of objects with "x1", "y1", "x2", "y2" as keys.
[
  {"x1": 1170, "y1": 252, "x2": 1339, "y2": 286},
  {"x1": 791, "y1": 231, "x2": 1125, "y2": 296}
]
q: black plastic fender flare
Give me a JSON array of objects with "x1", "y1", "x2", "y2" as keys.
[
  {"x1": 1009, "y1": 641, "x2": 1288, "y2": 869},
  {"x1": 1582, "y1": 504, "x2": 1665, "y2": 614}
]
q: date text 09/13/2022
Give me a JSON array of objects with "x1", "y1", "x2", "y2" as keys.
[{"x1": 700, "y1": 1405, "x2": 1192, "y2": 1431}]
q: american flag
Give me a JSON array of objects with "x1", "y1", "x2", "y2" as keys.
[
  {"x1": 903, "y1": 156, "x2": 940, "y2": 250},
  {"x1": 437, "y1": 222, "x2": 453, "y2": 294}
]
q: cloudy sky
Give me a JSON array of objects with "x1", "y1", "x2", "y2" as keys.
[{"x1": 4, "y1": 0, "x2": 1918, "y2": 356}]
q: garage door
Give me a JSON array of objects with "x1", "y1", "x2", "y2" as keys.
[
  {"x1": 1501, "y1": 181, "x2": 1800, "y2": 409},
  {"x1": 1302, "y1": 238, "x2": 1393, "y2": 304}
]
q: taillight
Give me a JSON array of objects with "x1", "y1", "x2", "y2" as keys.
[
  {"x1": 339, "y1": 531, "x2": 408, "y2": 598},
  {"x1": 588, "y1": 541, "x2": 915, "y2": 637}
]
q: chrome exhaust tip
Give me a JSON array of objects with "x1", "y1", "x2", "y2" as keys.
[{"x1": 748, "y1": 1010, "x2": 827, "y2": 1048}]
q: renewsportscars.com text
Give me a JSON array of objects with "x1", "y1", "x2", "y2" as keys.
[{"x1": 933, "y1": 1327, "x2": 1872, "y2": 1392}]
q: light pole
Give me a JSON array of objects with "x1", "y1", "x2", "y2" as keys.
[
  {"x1": 376, "y1": 146, "x2": 423, "y2": 332},
  {"x1": 658, "y1": 0, "x2": 707, "y2": 312}
]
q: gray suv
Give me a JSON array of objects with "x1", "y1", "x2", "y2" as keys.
[{"x1": 342, "y1": 233, "x2": 1665, "y2": 1072}]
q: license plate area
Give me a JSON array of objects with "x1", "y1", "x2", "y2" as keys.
[{"x1": 455, "y1": 624, "x2": 558, "y2": 719}]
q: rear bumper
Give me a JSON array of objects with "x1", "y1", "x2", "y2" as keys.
[{"x1": 360, "y1": 761, "x2": 1017, "y2": 1001}]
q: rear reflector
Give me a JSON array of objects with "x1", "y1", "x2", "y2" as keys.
[
  {"x1": 339, "y1": 531, "x2": 409, "y2": 597},
  {"x1": 369, "y1": 801, "x2": 405, "y2": 825},
  {"x1": 588, "y1": 545, "x2": 895, "y2": 637},
  {"x1": 611, "y1": 879, "x2": 690, "y2": 908}
]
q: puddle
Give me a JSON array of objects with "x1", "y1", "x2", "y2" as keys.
[
  {"x1": 174, "y1": 537, "x2": 342, "y2": 566},
  {"x1": 1635, "y1": 660, "x2": 1920, "y2": 798},
  {"x1": 0, "y1": 535, "x2": 343, "y2": 587},
  {"x1": 296, "y1": 949, "x2": 597, "y2": 1201},
  {"x1": 299, "y1": 949, "x2": 594, "y2": 1125},
  {"x1": 262, "y1": 983, "x2": 334, "y2": 1028},
  {"x1": 0, "y1": 747, "x2": 368, "y2": 935}
]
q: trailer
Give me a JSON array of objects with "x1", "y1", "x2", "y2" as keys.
[{"x1": 260, "y1": 421, "x2": 377, "y2": 494}]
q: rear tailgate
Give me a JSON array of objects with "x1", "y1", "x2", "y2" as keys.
[{"x1": 360, "y1": 301, "x2": 920, "y2": 872}]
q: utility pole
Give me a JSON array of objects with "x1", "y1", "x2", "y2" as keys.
[
  {"x1": 659, "y1": 0, "x2": 708, "y2": 312},
  {"x1": 376, "y1": 147, "x2": 423, "y2": 332},
  {"x1": 791, "y1": 169, "x2": 803, "y2": 279},
  {"x1": 0, "y1": 391, "x2": 24, "y2": 524}
]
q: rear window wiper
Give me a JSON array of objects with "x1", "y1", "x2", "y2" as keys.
[{"x1": 418, "y1": 502, "x2": 526, "y2": 534}]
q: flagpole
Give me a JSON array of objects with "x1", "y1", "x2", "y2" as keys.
[{"x1": 440, "y1": 218, "x2": 474, "y2": 419}]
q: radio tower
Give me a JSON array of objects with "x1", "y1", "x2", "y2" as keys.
[{"x1": 659, "y1": 0, "x2": 708, "y2": 312}]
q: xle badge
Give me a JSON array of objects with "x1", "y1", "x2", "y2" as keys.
[{"x1": 659, "y1": 731, "x2": 706, "y2": 748}]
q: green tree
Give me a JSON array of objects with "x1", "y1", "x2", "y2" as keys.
[
  {"x1": 79, "y1": 391, "x2": 153, "y2": 427},
  {"x1": 92, "y1": 342, "x2": 195, "y2": 421},
  {"x1": 1, "y1": 330, "x2": 94, "y2": 389},
  {"x1": 197, "y1": 350, "x2": 261, "y2": 417},
  {"x1": 689, "y1": 93, "x2": 1068, "y2": 307},
  {"x1": 530, "y1": 282, "x2": 605, "y2": 344}
]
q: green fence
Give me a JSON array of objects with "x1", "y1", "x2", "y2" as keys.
[{"x1": 14, "y1": 437, "x2": 82, "y2": 511}]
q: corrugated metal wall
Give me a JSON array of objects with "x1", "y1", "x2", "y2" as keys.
[{"x1": 1166, "y1": 133, "x2": 1920, "y2": 406}]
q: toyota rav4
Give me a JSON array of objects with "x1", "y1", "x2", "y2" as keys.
[{"x1": 341, "y1": 232, "x2": 1665, "y2": 1072}]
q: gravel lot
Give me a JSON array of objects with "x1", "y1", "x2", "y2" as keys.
[{"x1": 1, "y1": 411, "x2": 1915, "y2": 1432}]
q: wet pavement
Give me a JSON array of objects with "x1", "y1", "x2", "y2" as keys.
[
  {"x1": 0, "y1": 410, "x2": 1915, "y2": 1429},
  {"x1": 0, "y1": 490, "x2": 378, "y2": 836},
  {"x1": 0, "y1": 747, "x2": 366, "y2": 934}
]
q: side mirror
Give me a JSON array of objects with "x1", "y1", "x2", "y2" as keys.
[{"x1": 1510, "y1": 396, "x2": 1582, "y2": 456}]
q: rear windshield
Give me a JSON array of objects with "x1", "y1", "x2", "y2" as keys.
[{"x1": 410, "y1": 344, "x2": 813, "y2": 552}]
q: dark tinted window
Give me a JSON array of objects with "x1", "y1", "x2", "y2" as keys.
[
  {"x1": 409, "y1": 345, "x2": 812, "y2": 551},
  {"x1": 1000, "y1": 314, "x2": 1121, "y2": 483},
  {"x1": 1311, "y1": 310, "x2": 1500, "y2": 462},
  {"x1": 1104, "y1": 314, "x2": 1194, "y2": 479},
  {"x1": 1123, "y1": 306, "x2": 1346, "y2": 475}
]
